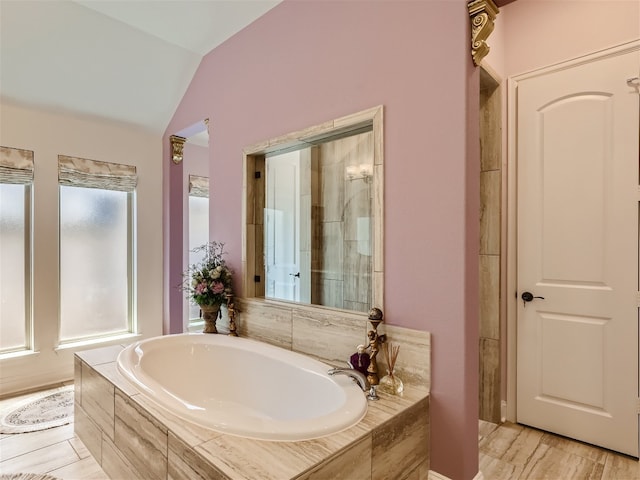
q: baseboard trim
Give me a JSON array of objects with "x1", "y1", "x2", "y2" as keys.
[
  {"x1": 429, "y1": 470, "x2": 484, "y2": 480},
  {"x1": 428, "y1": 471, "x2": 451, "y2": 480}
]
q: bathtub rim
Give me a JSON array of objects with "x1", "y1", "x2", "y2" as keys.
[{"x1": 116, "y1": 332, "x2": 368, "y2": 441}]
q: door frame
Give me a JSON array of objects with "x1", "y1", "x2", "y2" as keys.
[{"x1": 505, "y1": 39, "x2": 640, "y2": 425}]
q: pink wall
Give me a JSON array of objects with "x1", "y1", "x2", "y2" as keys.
[
  {"x1": 164, "y1": 1, "x2": 480, "y2": 478},
  {"x1": 502, "y1": 0, "x2": 640, "y2": 76},
  {"x1": 163, "y1": 137, "x2": 184, "y2": 334}
]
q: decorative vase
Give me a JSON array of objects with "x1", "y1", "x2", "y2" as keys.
[
  {"x1": 200, "y1": 304, "x2": 221, "y2": 334},
  {"x1": 379, "y1": 371, "x2": 404, "y2": 395}
]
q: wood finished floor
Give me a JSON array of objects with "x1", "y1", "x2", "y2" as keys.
[
  {"x1": 479, "y1": 420, "x2": 639, "y2": 480},
  {"x1": 0, "y1": 384, "x2": 108, "y2": 479},
  {"x1": 0, "y1": 387, "x2": 638, "y2": 479}
]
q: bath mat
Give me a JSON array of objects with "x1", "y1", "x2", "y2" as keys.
[
  {"x1": 0, "y1": 386, "x2": 74, "y2": 434},
  {"x1": 0, "y1": 474, "x2": 62, "y2": 480}
]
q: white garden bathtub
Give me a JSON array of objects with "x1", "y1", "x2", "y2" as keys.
[{"x1": 116, "y1": 333, "x2": 367, "y2": 441}]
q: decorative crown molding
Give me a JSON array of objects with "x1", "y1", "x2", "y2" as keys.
[
  {"x1": 468, "y1": 0, "x2": 499, "y2": 67},
  {"x1": 170, "y1": 135, "x2": 186, "y2": 165}
]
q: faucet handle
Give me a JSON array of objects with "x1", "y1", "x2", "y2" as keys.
[{"x1": 367, "y1": 385, "x2": 379, "y2": 401}]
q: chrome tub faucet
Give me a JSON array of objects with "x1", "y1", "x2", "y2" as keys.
[{"x1": 328, "y1": 367, "x2": 379, "y2": 401}]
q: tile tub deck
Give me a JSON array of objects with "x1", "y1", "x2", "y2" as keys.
[{"x1": 74, "y1": 343, "x2": 429, "y2": 480}]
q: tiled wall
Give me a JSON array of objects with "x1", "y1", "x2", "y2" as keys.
[
  {"x1": 479, "y1": 70, "x2": 502, "y2": 423},
  {"x1": 74, "y1": 332, "x2": 430, "y2": 480},
  {"x1": 235, "y1": 298, "x2": 431, "y2": 389},
  {"x1": 314, "y1": 131, "x2": 374, "y2": 312}
]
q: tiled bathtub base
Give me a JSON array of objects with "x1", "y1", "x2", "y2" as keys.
[{"x1": 74, "y1": 347, "x2": 429, "y2": 480}]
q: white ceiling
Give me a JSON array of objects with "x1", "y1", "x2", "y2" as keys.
[{"x1": 0, "y1": 0, "x2": 281, "y2": 134}]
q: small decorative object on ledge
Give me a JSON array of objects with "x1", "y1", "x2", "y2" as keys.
[
  {"x1": 366, "y1": 307, "x2": 386, "y2": 386},
  {"x1": 379, "y1": 342, "x2": 404, "y2": 395},
  {"x1": 349, "y1": 344, "x2": 370, "y2": 376},
  {"x1": 182, "y1": 241, "x2": 233, "y2": 334}
]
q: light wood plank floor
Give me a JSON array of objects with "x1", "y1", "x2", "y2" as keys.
[
  {"x1": 0, "y1": 384, "x2": 108, "y2": 479},
  {"x1": 480, "y1": 420, "x2": 639, "y2": 480},
  {"x1": 1, "y1": 387, "x2": 638, "y2": 479}
]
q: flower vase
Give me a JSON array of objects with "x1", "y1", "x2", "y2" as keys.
[{"x1": 200, "y1": 304, "x2": 221, "y2": 334}]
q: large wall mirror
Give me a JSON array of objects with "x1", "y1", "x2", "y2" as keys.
[{"x1": 242, "y1": 106, "x2": 384, "y2": 313}]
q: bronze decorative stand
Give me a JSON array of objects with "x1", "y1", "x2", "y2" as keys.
[
  {"x1": 366, "y1": 307, "x2": 386, "y2": 386},
  {"x1": 226, "y1": 293, "x2": 238, "y2": 336}
]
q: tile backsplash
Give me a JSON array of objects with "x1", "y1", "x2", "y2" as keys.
[{"x1": 236, "y1": 298, "x2": 430, "y2": 390}]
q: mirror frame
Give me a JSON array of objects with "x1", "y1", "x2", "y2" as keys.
[{"x1": 242, "y1": 105, "x2": 384, "y2": 312}]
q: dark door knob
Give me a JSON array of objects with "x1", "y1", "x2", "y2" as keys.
[
  {"x1": 289, "y1": 272, "x2": 300, "y2": 278},
  {"x1": 521, "y1": 291, "x2": 545, "y2": 303}
]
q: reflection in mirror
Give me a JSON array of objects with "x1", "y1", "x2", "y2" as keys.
[
  {"x1": 243, "y1": 106, "x2": 383, "y2": 314},
  {"x1": 265, "y1": 131, "x2": 373, "y2": 312},
  {"x1": 187, "y1": 176, "x2": 209, "y2": 322},
  {"x1": 182, "y1": 125, "x2": 210, "y2": 328}
]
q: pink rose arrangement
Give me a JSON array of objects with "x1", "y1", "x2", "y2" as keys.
[{"x1": 183, "y1": 242, "x2": 233, "y2": 306}]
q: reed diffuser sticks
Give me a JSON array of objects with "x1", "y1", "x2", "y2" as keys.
[
  {"x1": 383, "y1": 342, "x2": 400, "y2": 374},
  {"x1": 380, "y1": 342, "x2": 404, "y2": 395}
]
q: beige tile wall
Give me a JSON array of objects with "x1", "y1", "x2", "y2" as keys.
[
  {"x1": 479, "y1": 70, "x2": 503, "y2": 423},
  {"x1": 236, "y1": 298, "x2": 430, "y2": 390},
  {"x1": 314, "y1": 132, "x2": 374, "y2": 312}
]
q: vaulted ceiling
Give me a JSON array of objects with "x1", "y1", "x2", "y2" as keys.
[
  {"x1": 0, "y1": 0, "x2": 281, "y2": 133},
  {"x1": 1, "y1": 0, "x2": 512, "y2": 135}
]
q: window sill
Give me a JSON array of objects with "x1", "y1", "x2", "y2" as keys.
[
  {"x1": 55, "y1": 332, "x2": 142, "y2": 352},
  {"x1": 187, "y1": 320, "x2": 204, "y2": 333},
  {"x1": 0, "y1": 349, "x2": 40, "y2": 361}
]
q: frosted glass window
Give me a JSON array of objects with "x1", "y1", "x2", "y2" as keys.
[
  {"x1": 59, "y1": 186, "x2": 132, "y2": 341},
  {"x1": 188, "y1": 195, "x2": 209, "y2": 323},
  {"x1": 0, "y1": 184, "x2": 29, "y2": 351}
]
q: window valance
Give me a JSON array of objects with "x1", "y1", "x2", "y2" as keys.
[
  {"x1": 189, "y1": 175, "x2": 209, "y2": 198},
  {"x1": 0, "y1": 146, "x2": 34, "y2": 185},
  {"x1": 58, "y1": 155, "x2": 137, "y2": 192}
]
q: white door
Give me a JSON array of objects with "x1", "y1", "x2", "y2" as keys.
[
  {"x1": 516, "y1": 45, "x2": 639, "y2": 456},
  {"x1": 265, "y1": 151, "x2": 301, "y2": 302}
]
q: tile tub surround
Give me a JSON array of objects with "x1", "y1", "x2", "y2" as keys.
[
  {"x1": 235, "y1": 298, "x2": 431, "y2": 390},
  {"x1": 75, "y1": 343, "x2": 429, "y2": 479}
]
